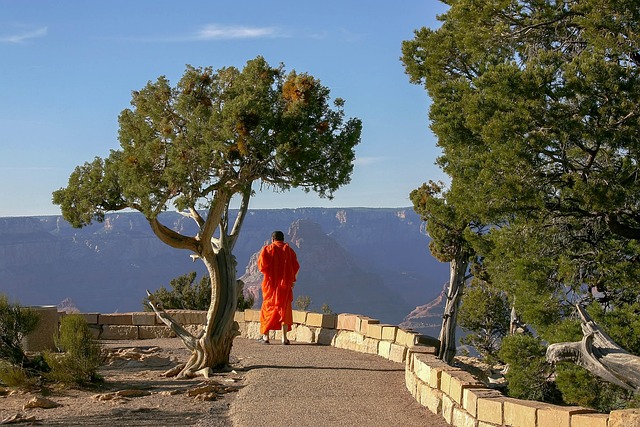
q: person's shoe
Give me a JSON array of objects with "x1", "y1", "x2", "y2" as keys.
[
  {"x1": 282, "y1": 339, "x2": 290, "y2": 345},
  {"x1": 257, "y1": 337, "x2": 270, "y2": 344}
]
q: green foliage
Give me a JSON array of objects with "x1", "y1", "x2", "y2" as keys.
[
  {"x1": 143, "y1": 272, "x2": 254, "y2": 311},
  {"x1": 295, "y1": 295, "x2": 311, "y2": 311},
  {"x1": 320, "y1": 304, "x2": 333, "y2": 315},
  {"x1": 554, "y1": 363, "x2": 633, "y2": 412},
  {"x1": 236, "y1": 281, "x2": 255, "y2": 312},
  {"x1": 144, "y1": 272, "x2": 210, "y2": 311},
  {"x1": 52, "y1": 58, "x2": 359, "y2": 365},
  {"x1": 0, "y1": 295, "x2": 40, "y2": 369},
  {"x1": 404, "y1": 0, "x2": 640, "y2": 407},
  {"x1": 498, "y1": 334, "x2": 560, "y2": 404},
  {"x1": 0, "y1": 360, "x2": 37, "y2": 389},
  {"x1": 458, "y1": 280, "x2": 509, "y2": 361},
  {"x1": 52, "y1": 56, "x2": 361, "y2": 226},
  {"x1": 44, "y1": 315, "x2": 103, "y2": 386}
]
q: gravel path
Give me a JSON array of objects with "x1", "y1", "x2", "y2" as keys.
[{"x1": 197, "y1": 337, "x2": 448, "y2": 427}]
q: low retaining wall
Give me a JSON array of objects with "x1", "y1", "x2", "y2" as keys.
[{"x1": 39, "y1": 309, "x2": 640, "y2": 427}]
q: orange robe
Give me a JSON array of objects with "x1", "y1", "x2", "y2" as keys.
[{"x1": 258, "y1": 240, "x2": 300, "y2": 334}]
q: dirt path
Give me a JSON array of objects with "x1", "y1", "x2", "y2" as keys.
[{"x1": 1, "y1": 337, "x2": 447, "y2": 427}]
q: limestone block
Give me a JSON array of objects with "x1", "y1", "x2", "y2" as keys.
[
  {"x1": 292, "y1": 310, "x2": 307, "y2": 324},
  {"x1": 333, "y1": 330, "x2": 355, "y2": 350},
  {"x1": 452, "y1": 407, "x2": 476, "y2": 427},
  {"x1": 413, "y1": 354, "x2": 430, "y2": 383},
  {"x1": 99, "y1": 313, "x2": 133, "y2": 325},
  {"x1": 440, "y1": 368, "x2": 465, "y2": 395},
  {"x1": 609, "y1": 408, "x2": 640, "y2": 427},
  {"x1": 132, "y1": 312, "x2": 156, "y2": 326},
  {"x1": 442, "y1": 394, "x2": 454, "y2": 425},
  {"x1": 336, "y1": 313, "x2": 358, "y2": 331},
  {"x1": 306, "y1": 312, "x2": 337, "y2": 329},
  {"x1": 317, "y1": 328, "x2": 337, "y2": 345},
  {"x1": 414, "y1": 378, "x2": 426, "y2": 404},
  {"x1": 22, "y1": 306, "x2": 59, "y2": 352},
  {"x1": 360, "y1": 337, "x2": 379, "y2": 355},
  {"x1": 462, "y1": 388, "x2": 503, "y2": 419},
  {"x1": 378, "y1": 340, "x2": 391, "y2": 359},
  {"x1": 388, "y1": 343, "x2": 407, "y2": 363},
  {"x1": 503, "y1": 398, "x2": 549, "y2": 427},
  {"x1": 422, "y1": 386, "x2": 443, "y2": 415},
  {"x1": 234, "y1": 311, "x2": 246, "y2": 323},
  {"x1": 570, "y1": 413, "x2": 610, "y2": 427},
  {"x1": 365, "y1": 323, "x2": 383, "y2": 340},
  {"x1": 447, "y1": 370, "x2": 485, "y2": 405},
  {"x1": 88, "y1": 324, "x2": 101, "y2": 339},
  {"x1": 356, "y1": 316, "x2": 379, "y2": 335},
  {"x1": 243, "y1": 309, "x2": 261, "y2": 322},
  {"x1": 476, "y1": 394, "x2": 505, "y2": 425},
  {"x1": 405, "y1": 369, "x2": 418, "y2": 398},
  {"x1": 244, "y1": 321, "x2": 261, "y2": 340},
  {"x1": 295, "y1": 325, "x2": 315, "y2": 343},
  {"x1": 100, "y1": 325, "x2": 139, "y2": 340},
  {"x1": 78, "y1": 312, "x2": 99, "y2": 324},
  {"x1": 381, "y1": 325, "x2": 398, "y2": 341},
  {"x1": 138, "y1": 326, "x2": 175, "y2": 339},
  {"x1": 431, "y1": 364, "x2": 462, "y2": 391},
  {"x1": 537, "y1": 405, "x2": 595, "y2": 427},
  {"x1": 395, "y1": 328, "x2": 418, "y2": 347},
  {"x1": 163, "y1": 310, "x2": 206, "y2": 325}
]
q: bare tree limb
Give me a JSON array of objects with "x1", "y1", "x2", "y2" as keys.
[{"x1": 546, "y1": 305, "x2": 640, "y2": 393}]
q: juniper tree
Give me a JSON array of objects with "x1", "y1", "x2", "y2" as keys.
[{"x1": 53, "y1": 57, "x2": 361, "y2": 376}]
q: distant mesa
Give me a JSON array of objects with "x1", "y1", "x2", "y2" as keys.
[{"x1": 0, "y1": 208, "x2": 448, "y2": 325}]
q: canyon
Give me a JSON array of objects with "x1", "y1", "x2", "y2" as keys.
[{"x1": 0, "y1": 208, "x2": 449, "y2": 326}]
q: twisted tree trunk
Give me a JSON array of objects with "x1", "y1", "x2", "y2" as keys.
[
  {"x1": 438, "y1": 253, "x2": 469, "y2": 364},
  {"x1": 546, "y1": 305, "x2": 640, "y2": 393},
  {"x1": 147, "y1": 247, "x2": 240, "y2": 378}
]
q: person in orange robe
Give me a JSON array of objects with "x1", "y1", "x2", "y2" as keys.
[{"x1": 258, "y1": 230, "x2": 300, "y2": 344}]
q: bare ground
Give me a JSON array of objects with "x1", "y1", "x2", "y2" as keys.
[{"x1": 0, "y1": 338, "x2": 240, "y2": 426}]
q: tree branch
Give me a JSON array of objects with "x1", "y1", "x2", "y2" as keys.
[
  {"x1": 147, "y1": 217, "x2": 199, "y2": 252},
  {"x1": 228, "y1": 185, "x2": 252, "y2": 250}
]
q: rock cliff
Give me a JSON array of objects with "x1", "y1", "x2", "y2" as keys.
[{"x1": 0, "y1": 208, "x2": 448, "y2": 325}]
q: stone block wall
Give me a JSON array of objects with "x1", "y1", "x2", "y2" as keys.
[{"x1": 39, "y1": 308, "x2": 639, "y2": 427}]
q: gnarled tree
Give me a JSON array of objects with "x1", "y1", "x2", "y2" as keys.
[
  {"x1": 409, "y1": 181, "x2": 478, "y2": 363},
  {"x1": 402, "y1": 0, "x2": 640, "y2": 407},
  {"x1": 53, "y1": 57, "x2": 361, "y2": 377}
]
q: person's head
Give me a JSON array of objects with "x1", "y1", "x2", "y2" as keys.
[{"x1": 272, "y1": 230, "x2": 285, "y2": 242}]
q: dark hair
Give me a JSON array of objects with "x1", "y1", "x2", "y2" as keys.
[{"x1": 272, "y1": 230, "x2": 285, "y2": 241}]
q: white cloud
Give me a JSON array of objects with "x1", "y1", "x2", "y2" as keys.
[
  {"x1": 0, "y1": 27, "x2": 48, "y2": 44},
  {"x1": 354, "y1": 156, "x2": 384, "y2": 166},
  {"x1": 195, "y1": 24, "x2": 280, "y2": 40}
]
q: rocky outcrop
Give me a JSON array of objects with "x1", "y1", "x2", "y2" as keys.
[
  {"x1": 400, "y1": 281, "x2": 448, "y2": 337},
  {"x1": 240, "y1": 219, "x2": 413, "y2": 324}
]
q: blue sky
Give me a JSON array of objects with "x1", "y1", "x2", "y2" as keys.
[{"x1": 0, "y1": 1, "x2": 448, "y2": 217}]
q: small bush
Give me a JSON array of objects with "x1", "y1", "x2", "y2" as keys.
[
  {"x1": 144, "y1": 272, "x2": 254, "y2": 311},
  {"x1": 498, "y1": 334, "x2": 560, "y2": 403},
  {"x1": 0, "y1": 295, "x2": 40, "y2": 369},
  {"x1": 0, "y1": 360, "x2": 37, "y2": 389},
  {"x1": 44, "y1": 315, "x2": 103, "y2": 386},
  {"x1": 295, "y1": 295, "x2": 311, "y2": 311}
]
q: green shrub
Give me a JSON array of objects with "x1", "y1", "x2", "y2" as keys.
[
  {"x1": 554, "y1": 363, "x2": 634, "y2": 412},
  {"x1": 295, "y1": 295, "x2": 311, "y2": 311},
  {"x1": 0, "y1": 360, "x2": 37, "y2": 389},
  {"x1": 498, "y1": 334, "x2": 560, "y2": 403},
  {"x1": 144, "y1": 272, "x2": 254, "y2": 311},
  {"x1": 0, "y1": 295, "x2": 40, "y2": 370},
  {"x1": 44, "y1": 315, "x2": 103, "y2": 385},
  {"x1": 458, "y1": 280, "x2": 510, "y2": 361}
]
